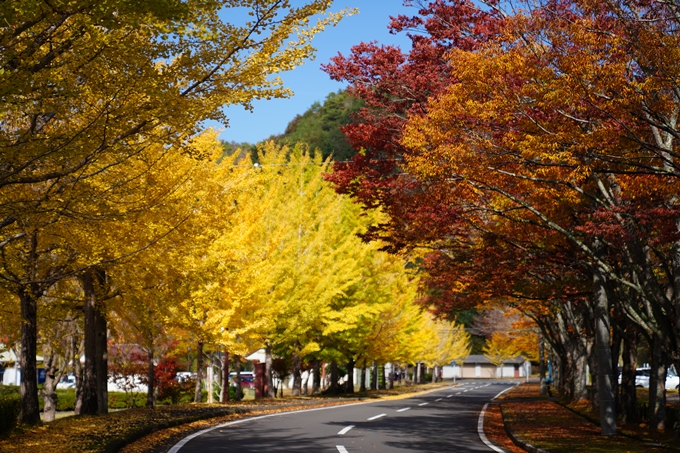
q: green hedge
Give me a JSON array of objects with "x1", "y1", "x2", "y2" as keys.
[
  {"x1": 0, "y1": 386, "x2": 20, "y2": 436},
  {"x1": 108, "y1": 391, "x2": 147, "y2": 409},
  {"x1": 36, "y1": 389, "x2": 77, "y2": 412}
]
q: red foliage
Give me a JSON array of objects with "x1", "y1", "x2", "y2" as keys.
[
  {"x1": 154, "y1": 358, "x2": 185, "y2": 403},
  {"x1": 322, "y1": 0, "x2": 680, "y2": 322},
  {"x1": 323, "y1": 0, "x2": 502, "y2": 208}
]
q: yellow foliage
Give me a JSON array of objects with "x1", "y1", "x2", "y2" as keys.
[{"x1": 483, "y1": 333, "x2": 522, "y2": 368}]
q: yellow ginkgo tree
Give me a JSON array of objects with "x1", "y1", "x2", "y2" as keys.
[{"x1": 1, "y1": 0, "x2": 350, "y2": 425}]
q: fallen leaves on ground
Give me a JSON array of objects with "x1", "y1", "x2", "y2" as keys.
[
  {"x1": 502, "y1": 384, "x2": 678, "y2": 453},
  {"x1": 482, "y1": 402, "x2": 526, "y2": 453}
]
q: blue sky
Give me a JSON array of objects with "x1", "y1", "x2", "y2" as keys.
[{"x1": 217, "y1": 1, "x2": 415, "y2": 145}]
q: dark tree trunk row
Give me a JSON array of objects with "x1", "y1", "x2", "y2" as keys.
[{"x1": 78, "y1": 268, "x2": 108, "y2": 416}]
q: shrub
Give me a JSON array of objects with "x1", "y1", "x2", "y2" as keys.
[
  {"x1": 0, "y1": 386, "x2": 20, "y2": 435},
  {"x1": 109, "y1": 391, "x2": 146, "y2": 409},
  {"x1": 56, "y1": 389, "x2": 76, "y2": 411},
  {"x1": 36, "y1": 389, "x2": 77, "y2": 412}
]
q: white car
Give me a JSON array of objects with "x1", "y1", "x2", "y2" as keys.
[
  {"x1": 56, "y1": 374, "x2": 76, "y2": 389},
  {"x1": 634, "y1": 367, "x2": 680, "y2": 390}
]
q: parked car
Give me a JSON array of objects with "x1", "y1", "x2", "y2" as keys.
[
  {"x1": 56, "y1": 374, "x2": 77, "y2": 389},
  {"x1": 229, "y1": 371, "x2": 255, "y2": 389},
  {"x1": 634, "y1": 367, "x2": 680, "y2": 389},
  {"x1": 175, "y1": 372, "x2": 196, "y2": 382}
]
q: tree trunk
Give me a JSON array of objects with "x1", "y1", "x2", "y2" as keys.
[
  {"x1": 80, "y1": 271, "x2": 99, "y2": 415},
  {"x1": 672, "y1": 220, "x2": 680, "y2": 437},
  {"x1": 234, "y1": 354, "x2": 242, "y2": 401},
  {"x1": 18, "y1": 287, "x2": 40, "y2": 425},
  {"x1": 389, "y1": 363, "x2": 394, "y2": 389},
  {"x1": 80, "y1": 268, "x2": 108, "y2": 415},
  {"x1": 539, "y1": 338, "x2": 547, "y2": 396},
  {"x1": 95, "y1": 300, "x2": 108, "y2": 415},
  {"x1": 620, "y1": 327, "x2": 638, "y2": 423},
  {"x1": 221, "y1": 349, "x2": 230, "y2": 403},
  {"x1": 312, "y1": 359, "x2": 321, "y2": 395},
  {"x1": 588, "y1": 345, "x2": 599, "y2": 410},
  {"x1": 329, "y1": 361, "x2": 339, "y2": 394},
  {"x1": 74, "y1": 336, "x2": 84, "y2": 415},
  {"x1": 194, "y1": 340, "x2": 204, "y2": 403},
  {"x1": 380, "y1": 363, "x2": 386, "y2": 389},
  {"x1": 303, "y1": 367, "x2": 310, "y2": 395},
  {"x1": 94, "y1": 307, "x2": 109, "y2": 414},
  {"x1": 41, "y1": 345, "x2": 65, "y2": 423},
  {"x1": 146, "y1": 347, "x2": 155, "y2": 408},
  {"x1": 292, "y1": 342, "x2": 302, "y2": 397},
  {"x1": 345, "y1": 358, "x2": 354, "y2": 393},
  {"x1": 552, "y1": 353, "x2": 562, "y2": 396},
  {"x1": 593, "y1": 251, "x2": 616, "y2": 435},
  {"x1": 206, "y1": 363, "x2": 214, "y2": 403},
  {"x1": 610, "y1": 326, "x2": 622, "y2": 411},
  {"x1": 266, "y1": 343, "x2": 276, "y2": 398},
  {"x1": 370, "y1": 361, "x2": 378, "y2": 390},
  {"x1": 360, "y1": 365, "x2": 367, "y2": 392},
  {"x1": 42, "y1": 379, "x2": 58, "y2": 423},
  {"x1": 573, "y1": 346, "x2": 588, "y2": 402},
  {"x1": 648, "y1": 337, "x2": 667, "y2": 431}
]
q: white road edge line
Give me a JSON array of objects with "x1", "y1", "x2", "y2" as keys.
[
  {"x1": 478, "y1": 403, "x2": 505, "y2": 453},
  {"x1": 418, "y1": 402, "x2": 429, "y2": 406},
  {"x1": 368, "y1": 413, "x2": 387, "y2": 421},
  {"x1": 168, "y1": 401, "x2": 375, "y2": 453},
  {"x1": 493, "y1": 382, "x2": 519, "y2": 400},
  {"x1": 169, "y1": 385, "x2": 455, "y2": 452},
  {"x1": 396, "y1": 407, "x2": 410, "y2": 412},
  {"x1": 337, "y1": 446, "x2": 349, "y2": 453},
  {"x1": 338, "y1": 425, "x2": 354, "y2": 435}
]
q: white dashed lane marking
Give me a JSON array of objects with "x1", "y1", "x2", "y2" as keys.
[
  {"x1": 338, "y1": 425, "x2": 354, "y2": 435},
  {"x1": 367, "y1": 414, "x2": 386, "y2": 421},
  {"x1": 396, "y1": 407, "x2": 410, "y2": 412}
]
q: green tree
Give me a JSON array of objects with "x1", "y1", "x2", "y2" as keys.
[{"x1": 277, "y1": 91, "x2": 364, "y2": 161}]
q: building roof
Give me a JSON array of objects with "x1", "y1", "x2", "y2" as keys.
[
  {"x1": 461, "y1": 354, "x2": 526, "y2": 365},
  {"x1": 0, "y1": 347, "x2": 44, "y2": 364}
]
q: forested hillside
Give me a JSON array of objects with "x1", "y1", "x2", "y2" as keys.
[{"x1": 225, "y1": 91, "x2": 363, "y2": 162}]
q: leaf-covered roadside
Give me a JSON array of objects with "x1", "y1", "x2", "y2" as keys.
[
  {"x1": 0, "y1": 383, "x2": 451, "y2": 453},
  {"x1": 500, "y1": 384, "x2": 679, "y2": 452},
  {"x1": 0, "y1": 400, "x2": 336, "y2": 453},
  {"x1": 481, "y1": 402, "x2": 526, "y2": 453}
]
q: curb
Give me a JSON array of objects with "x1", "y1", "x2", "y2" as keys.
[{"x1": 478, "y1": 402, "x2": 510, "y2": 453}]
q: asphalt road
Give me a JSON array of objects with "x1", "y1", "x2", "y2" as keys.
[{"x1": 169, "y1": 380, "x2": 517, "y2": 453}]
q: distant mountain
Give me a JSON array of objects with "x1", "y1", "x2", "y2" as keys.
[
  {"x1": 275, "y1": 90, "x2": 364, "y2": 162},
  {"x1": 220, "y1": 90, "x2": 363, "y2": 163}
]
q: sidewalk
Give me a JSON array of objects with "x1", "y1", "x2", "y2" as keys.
[{"x1": 490, "y1": 383, "x2": 679, "y2": 453}]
